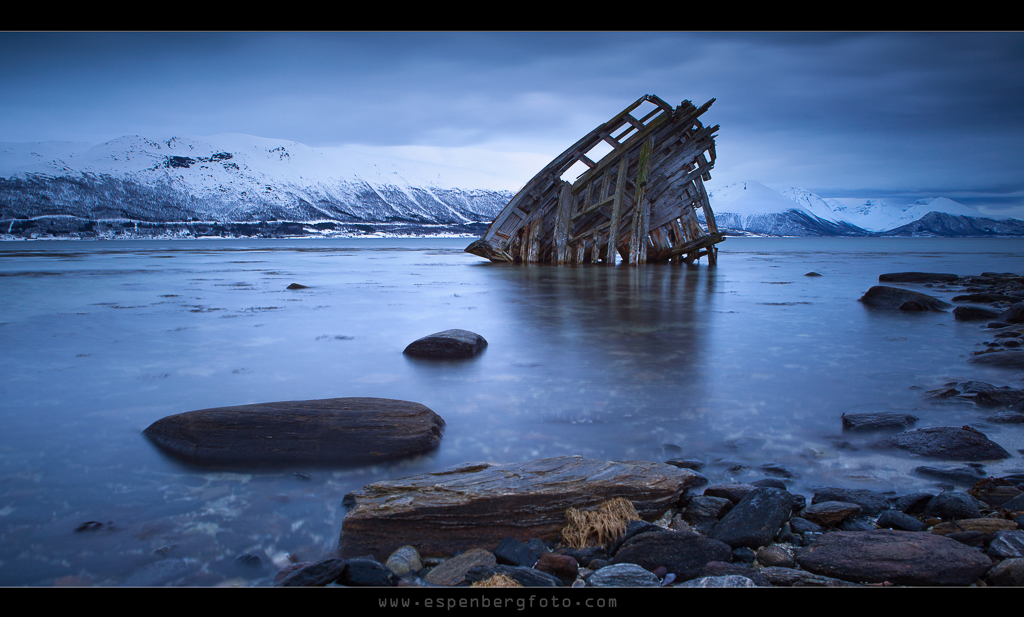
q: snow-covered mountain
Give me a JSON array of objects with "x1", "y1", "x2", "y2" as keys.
[
  {"x1": 705, "y1": 181, "x2": 1024, "y2": 237},
  {"x1": 0, "y1": 134, "x2": 516, "y2": 236},
  {"x1": 3, "y1": 134, "x2": 1022, "y2": 239}
]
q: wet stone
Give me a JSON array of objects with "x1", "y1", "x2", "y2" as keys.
[
  {"x1": 987, "y1": 558, "x2": 1024, "y2": 586},
  {"x1": 339, "y1": 558, "x2": 399, "y2": 587},
  {"x1": 810, "y1": 487, "x2": 892, "y2": 516},
  {"x1": 611, "y1": 529, "x2": 733, "y2": 581},
  {"x1": 425, "y1": 549, "x2": 497, "y2": 586},
  {"x1": 465, "y1": 564, "x2": 560, "y2": 587},
  {"x1": 913, "y1": 465, "x2": 986, "y2": 486},
  {"x1": 925, "y1": 492, "x2": 984, "y2": 520},
  {"x1": 710, "y1": 487, "x2": 795, "y2": 549},
  {"x1": 679, "y1": 575, "x2": 757, "y2": 587},
  {"x1": 875, "y1": 509, "x2": 926, "y2": 532},
  {"x1": 841, "y1": 411, "x2": 918, "y2": 432},
  {"x1": 988, "y1": 530, "x2": 1024, "y2": 559},
  {"x1": 796, "y1": 530, "x2": 993, "y2": 586},
  {"x1": 801, "y1": 501, "x2": 863, "y2": 527},
  {"x1": 275, "y1": 558, "x2": 347, "y2": 587},
  {"x1": 878, "y1": 272, "x2": 960, "y2": 283},
  {"x1": 859, "y1": 285, "x2": 951, "y2": 311},
  {"x1": 403, "y1": 329, "x2": 487, "y2": 359},
  {"x1": 757, "y1": 544, "x2": 795, "y2": 568},
  {"x1": 385, "y1": 546, "x2": 423, "y2": 577},
  {"x1": 586, "y1": 563, "x2": 661, "y2": 588},
  {"x1": 874, "y1": 426, "x2": 1011, "y2": 461}
]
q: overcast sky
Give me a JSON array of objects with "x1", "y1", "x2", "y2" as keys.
[{"x1": 2, "y1": 32, "x2": 1023, "y2": 214}]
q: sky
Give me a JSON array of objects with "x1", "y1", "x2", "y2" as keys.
[{"x1": 2, "y1": 32, "x2": 1023, "y2": 215}]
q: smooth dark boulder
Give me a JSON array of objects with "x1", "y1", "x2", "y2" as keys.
[
  {"x1": 924, "y1": 492, "x2": 983, "y2": 520},
  {"x1": 339, "y1": 456, "x2": 702, "y2": 559},
  {"x1": 796, "y1": 530, "x2": 992, "y2": 586},
  {"x1": 859, "y1": 286, "x2": 951, "y2": 311},
  {"x1": 338, "y1": 558, "x2": 398, "y2": 587},
  {"x1": 968, "y1": 350, "x2": 1024, "y2": 368},
  {"x1": 874, "y1": 509, "x2": 926, "y2": 532},
  {"x1": 879, "y1": 272, "x2": 959, "y2": 283},
  {"x1": 997, "y1": 302, "x2": 1024, "y2": 324},
  {"x1": 610, "y1": 530, "x2": 732, "y2": 581},
  {"x1": 285, "y1": 283, "x2": 310, "y2": 290},
  {"x1": 810, "y1": 487, "x2": 892, "y2": 516},
  {"x1": 275, "y1": 558, "x2": 347, "y2": 587},
  {"x1": 710, "y1": 487, "x2": 794, "y2": 549},
  {"x1": 403, "y1": 329, "x2": 487, "y2": 359},
  {"x1": 954, "y1": 306, "x2": 1002, "y2": 322},
  {"x1": 841, "y1": 411, "x2": 918, "y2": 432},
  {"x1": 874, "y1": 426, "x2": 1010, "y2": 461},
  {"x1": 143, "y1": 398, "x2": 445, "y2": 465}
]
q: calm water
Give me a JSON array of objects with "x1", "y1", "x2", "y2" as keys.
[{"x1": 1, "y1": 236, "x2": 1023, "y2": 585}]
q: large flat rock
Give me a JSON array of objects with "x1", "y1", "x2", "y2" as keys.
[
  {"x1": 796, "y1": 530, "x2": 992, "y2": 585},
  {"x1": 339, "y1": 456, "x2": 703, "y2": 559},
  {"x1": 874, "y1": 426, "x2": 1010, "y2": 461},
  {"x1": 143, "y1": 398, "x2": 445, "y2": 465}
]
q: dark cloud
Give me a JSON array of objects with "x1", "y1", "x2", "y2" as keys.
[{"x1": 1, "y1": 32, "x2": 1021, "y2": 210}]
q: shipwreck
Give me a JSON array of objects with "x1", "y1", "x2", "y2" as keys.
[{"x1": 466, "y1": 94, "x2": 723, "y2": 266}]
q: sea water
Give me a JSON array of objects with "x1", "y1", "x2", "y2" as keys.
[{"x1": 1, "y1": 236, "x2": 1023, "y2": 585}]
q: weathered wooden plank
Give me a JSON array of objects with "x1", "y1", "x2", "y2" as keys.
[
  {"x1": 628, "y1": 138, "x2": 655, "y2": 265},
  {"x1": 554, "y1": 182, "x2": 572, "y2": 264},
  {"x1": 605, "y1": 157, "x2": 628, "y2": 266}
]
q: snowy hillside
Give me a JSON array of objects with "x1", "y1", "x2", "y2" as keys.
[
  {"x1": 704, "y1": 181, "x2": 1023, "y2": 237},
  {"x1": 0, "y1": 135, "x2": 516, "y2": 232}
]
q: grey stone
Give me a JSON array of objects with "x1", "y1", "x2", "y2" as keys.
[
  {"x1": 989, "y1": 530, "x2": 1024, "y2": 559},
  {"x1": 924, "y1": 492, "x2": 984, "y2": 520},
  {"x1": 275, "y1": 558, "x2": 347, "y2": 587},
  {"x1": 810, "y1": 487, "x2": 892, "y2": 516},
  {"x1": 339, "y1": 558, "x2": 399, "y2": 587},
  {"x1": 801, "y1": 501, "x2": 862, "y2": 527},
  {"x1": 760, "y1": 566, "x2": 863, "y2": 587},
  {"x1": 679, "y1": 575, "x2": 757, "y2": 587},
  {"x1": 403, "y1": 329, "x2": 487, "y2": 359},
  {"x1": 875, "y1": 509, "x2": 926, "y2": 532},
  {"x1": 710, "y1": 487, "x2": 794, "y2": 549},
  {"x1": 465, "y1": 564, "x2": 561, "y2": 587},
  {"x1": 913, "y1": 465, "x2": 985, "y2": 486},
  {"x1": 611, "y1": 530, "x2": 732, "y2": 581},
  {"x1": 385, "y1": 546, "x2": 423, "y2": 577},
  {"x1": 874, "y1": 426, "x2": 1010, "y2": 461},
  {"x1": 987, "y1": 558, "x2": 1024, "y2": 586},
  {"x1": 587, "y1": 563, "x2": 661, "y2": 587},
  {"x1": 796, "y1": 530, "x2": 992, "y2": 586},
  {"x1": 424, "y1": 548, "x2": 496, "y2": 586},
  {"x1": 757, "y1": 544, "x2": 795, "y2": 568}
]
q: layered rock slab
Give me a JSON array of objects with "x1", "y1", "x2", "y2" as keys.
[
  {"x1": 796, "y1": 530, "x2": 992, "y2": 586},
  {"x1": 143, "y1": 397, "x2": 445, "y2": 465},
  {"x1": 339, "y1": 456, "x2": 702, "y2": 559}
]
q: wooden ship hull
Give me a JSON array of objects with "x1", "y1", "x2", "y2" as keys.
[{"x1": 466, "y1": 94, "x2": 724, "y2": 266}]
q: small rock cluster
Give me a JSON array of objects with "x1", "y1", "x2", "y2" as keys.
[{"x1": 274, "y1": 476, "x2": 1024, "y2": 587}]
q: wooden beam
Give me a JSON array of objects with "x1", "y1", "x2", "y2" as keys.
[
  {"x1": 628, "y1": 137, "x2": 654, "y2": 266},
  {"x1": 554, "y1": 182, "x2": 572, "y2": 264},
  {"x1": 605, "y1": 157, "x2": 627, "y2": 266}
]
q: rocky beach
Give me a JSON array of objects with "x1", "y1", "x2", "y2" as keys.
[{"x1": 248, "y1": 272, "x2": 1024, "y2": 588}]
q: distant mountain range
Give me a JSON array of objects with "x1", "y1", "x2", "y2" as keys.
[
  {"x1": 704, "y1": 181, "x2": 1024, "y2": 238},
  {"x1": 1, "y1": 135, "x2": 1021, "y2": 239}
]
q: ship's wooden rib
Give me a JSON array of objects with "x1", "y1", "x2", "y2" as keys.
[{"x1": 466, "y1": 94, "x2": 723, "y2": 265}]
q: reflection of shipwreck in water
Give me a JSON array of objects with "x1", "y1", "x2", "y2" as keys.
[{"x1": 466, "y1": 94, "x2": 723, "y2": 266}]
